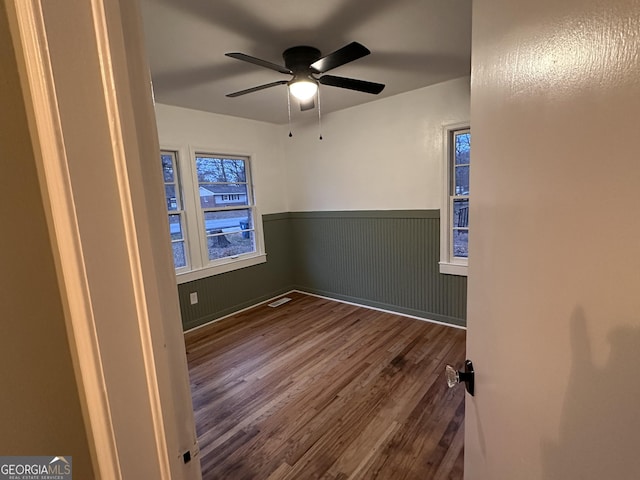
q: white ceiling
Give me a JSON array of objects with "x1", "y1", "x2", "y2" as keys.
[{"x1": 140, "y1": 0, "x2": 472, "y2": 125}]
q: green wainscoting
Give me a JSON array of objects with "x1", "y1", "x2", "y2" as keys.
[
  {"x1": 177, "y1": 211, "x2": 467, "y2": 330},
  {"x1": 289, "y1": 211, "x2": 466, "y2": 326},
  {"x1": 177, "y1": 213, "x2": 293, "y2": 330}
]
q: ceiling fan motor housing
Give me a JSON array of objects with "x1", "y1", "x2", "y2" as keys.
[{"x1": 283, "y1": 46, "x2": 321, "y2": 74}]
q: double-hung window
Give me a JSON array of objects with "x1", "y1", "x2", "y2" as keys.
[
  {"x1": 194, "y1": 154, "x2": 257, "y2": 262},
  {"x1": 161, "y1": 151, "x2": 189, "y2": 271},
  {"x1": 160, "y1": 149, "x2": 265, "y2": 282},
  {"x1": 440, "y1": 124, "x2": 471, "y2": 276}
]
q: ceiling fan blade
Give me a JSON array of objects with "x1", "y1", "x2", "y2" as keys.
[
  {"x1": 225, "y1": 52, "x2": 292, "y2": 75},
  {"x1": 226, "y1": 80, "x2": 288, "y2": 97},
  {"x1": 299, "y1": 98, "x2": 315, "y2": 111},
  {"x1": 310, "y1": 42, "x2": 370, "y2": 74},
  {"x1": 318, "y1": 75, "x2": 385, "y2": 94}
]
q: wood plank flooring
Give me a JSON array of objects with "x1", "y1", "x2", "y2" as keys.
[{"x1": 184, "y1": 292, "x2": 466, "y2": 480}]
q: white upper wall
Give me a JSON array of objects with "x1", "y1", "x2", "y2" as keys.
[
  {"x1": 283, "y1": 77, "x2": 470, "y2": 211},
  {"x1": 154, "y1": 104, "x2": 288, "y2": 214},
  {"x1": 154, "y1": 76, "x2": 470, "y2": 213}
]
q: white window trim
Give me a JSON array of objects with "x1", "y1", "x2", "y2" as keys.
[
  {"x1": 176, "y1": 254, "x2": 267, "y2": 284},
  {"x1": 162, "y1": 145, "x2": 266, "y2": 283},
  {"x1": 161, "y1": 149, "x2": 191, "y2": 275},
  {"x1": 439, "y1": 122, "x2": 469, "y2": 277}
]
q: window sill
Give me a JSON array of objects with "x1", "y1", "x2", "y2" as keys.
[
  {"x1": 439, "y1": 261, "x2": 468, "y2": 277},
  {"x1": 176, "y1": 253, "x2": 267, "y2": 284}
]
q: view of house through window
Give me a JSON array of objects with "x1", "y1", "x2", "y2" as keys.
[
  {"x1": 160, "y1": 150, "x2": 261, "y2": 277},
  {"x1": 195, "y1": 155, "x2": 256, "y2": 261}
]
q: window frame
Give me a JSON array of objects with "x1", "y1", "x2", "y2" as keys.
[
  {"x1": 161, "y1": 145, "x2": 266, "y2": 284},
  {"x1": 161, "y1": 149, "x2": 190, "y2": 274},
  {"x1": 439, "y1": 122, "x2": 470, "y2": 276}
]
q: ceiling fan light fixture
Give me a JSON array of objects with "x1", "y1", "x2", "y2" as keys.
[
  {"x1": 289, "y1": 78, "x2": 318, "y2": 101},
  {"x1": 225, "y1": 42, "x2": 385, "y2": 112}
]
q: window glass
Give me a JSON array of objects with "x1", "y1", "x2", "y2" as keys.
[
  {"x1": 165, "y1": 185, "x2": 177, "y2": 210},
  {"x1": 454, "y1": 166, "x2": 470, "y2": 195},
  {"x1": 454, "y1": 132, "x2": 471, "y2": 165},
  {"x1": 161, "y1": 151, "x2": 187, "y2": 270},
  {"x1": 453, "y1": 199, "x2": 469, "y2": 229},
  {"x1": 172, "y1": 242, "x2": 187, "y2": 269},
  {"x1": 161, "y1": 153, "x2": 174, "y2": 182},
  {"x1": 206, "y1": 231, "x2": 255, "y2": 260},
  {"x1": 198, "y1": 184, "x2": 249, "y2": 208},
  {"x1": 161, "y1": 150, "x2": 263, "y2": 276},
  {"x1": 440, "y1": 125, "x2": 471, "y2": 275},
  {"x1": 196, "y1": 155, "x2": 257, "y2": 264},
  {"x1": 451, "y1": 130, "x2": 470, "y2": 260},
  {"x1": 169, "y1": 214, "x2": 183, "y2": 240},
  {"x1": 195, "y1": 157, "x2": 247, "y2": 183},
  {"x1": 453, "y1": 230, "x2": 469, "y2": 258}
]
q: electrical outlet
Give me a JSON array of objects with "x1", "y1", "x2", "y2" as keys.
[{"x1": 189, "y1": 292, "x2": 198, "y2": 305}]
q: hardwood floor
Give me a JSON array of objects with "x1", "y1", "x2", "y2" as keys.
[{"x1": 184, "y1": 292, "x2": 466, "y2": 480}]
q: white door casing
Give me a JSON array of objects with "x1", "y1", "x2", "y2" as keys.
[{"x1": 6, "y1": 0, "x2": 202, "y2": 478}]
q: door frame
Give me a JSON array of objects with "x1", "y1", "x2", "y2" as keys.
[{"x1": 5, "y1": 1, "x2": 201, "y2": 478}]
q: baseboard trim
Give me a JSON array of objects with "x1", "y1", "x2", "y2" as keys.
[
  {"x1": 182, "y1": 287, "x2": 292, "y2": 333},
  {"x1": 291, "y1": 288, "x2": 466, "y2": 330},
  {"x1": 183, "y1": 286, "x2": 466, "y2": 334}
]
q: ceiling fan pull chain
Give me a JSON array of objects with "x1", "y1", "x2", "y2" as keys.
[
  {"x1": 317, "y1": 88, "x2": 323, "y2": 140},
  {"x1": 287, "y1": 88, "x2": 293, "y2": 138}
]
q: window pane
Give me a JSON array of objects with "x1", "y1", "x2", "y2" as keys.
[
  {"x1": 199, "y1": 184, "x2": 249, "y2": 208},
  {"x1": 455, "y1": 132, "x2": 471, "y2": 165},
  {"x1": 196, "y1": 157, "x2": 223, "y2": 182},
  {"x1": 207, "y1": 231, "x2": 255, "y2": 261},
  {"x1": 453, "y1": 229, "x2": 469, "y2": 258},
  {"x1": 165, "y1": 185, "x2": 178, "y2": 211},
  {"x1": 455, "y1": 165, "x2": 470, "y2": 195},
  {"x1": 192, "y1": 153, "x2": 257, "y2": 268},
  {"x1": 203, "y1": 209, "x2": 251, "y2": 233},
  {"x1": 222, "y1": 159, "x2": 247, "y2": 183},
  {"x1": 172, "y1": 241, "x2": 186, "y2": 268},
  {"x1": 196, "y1": 157, "x2": 246, "y2": 183},
  {"x1": 161, "y1": 154, "x2": 174, "y2": 182},
  {"x1": 453, "y1": 199, "x2": 469, "y2": 228},
  {"x1": 169, "y1": 214, "x2": 183, "y2": 240}
]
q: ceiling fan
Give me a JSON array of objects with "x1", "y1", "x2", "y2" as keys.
[{"x1": 225, "y1": 42, "x2": 385, "y2": 111}]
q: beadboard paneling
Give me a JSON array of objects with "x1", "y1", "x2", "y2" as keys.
[
  {"x1": 290, "y1": 211, "x2": 467, "y2": 326},
  {"x1": 178, "y1": 213, "x2": 293, "y2": 330},
  {"x1": 178, "y1": 211, "x2": 467, "y2": 330}
]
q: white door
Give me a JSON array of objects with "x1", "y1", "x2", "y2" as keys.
[{"x1": 465, "y1": 1, "x2": 640, "y2": 479}]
